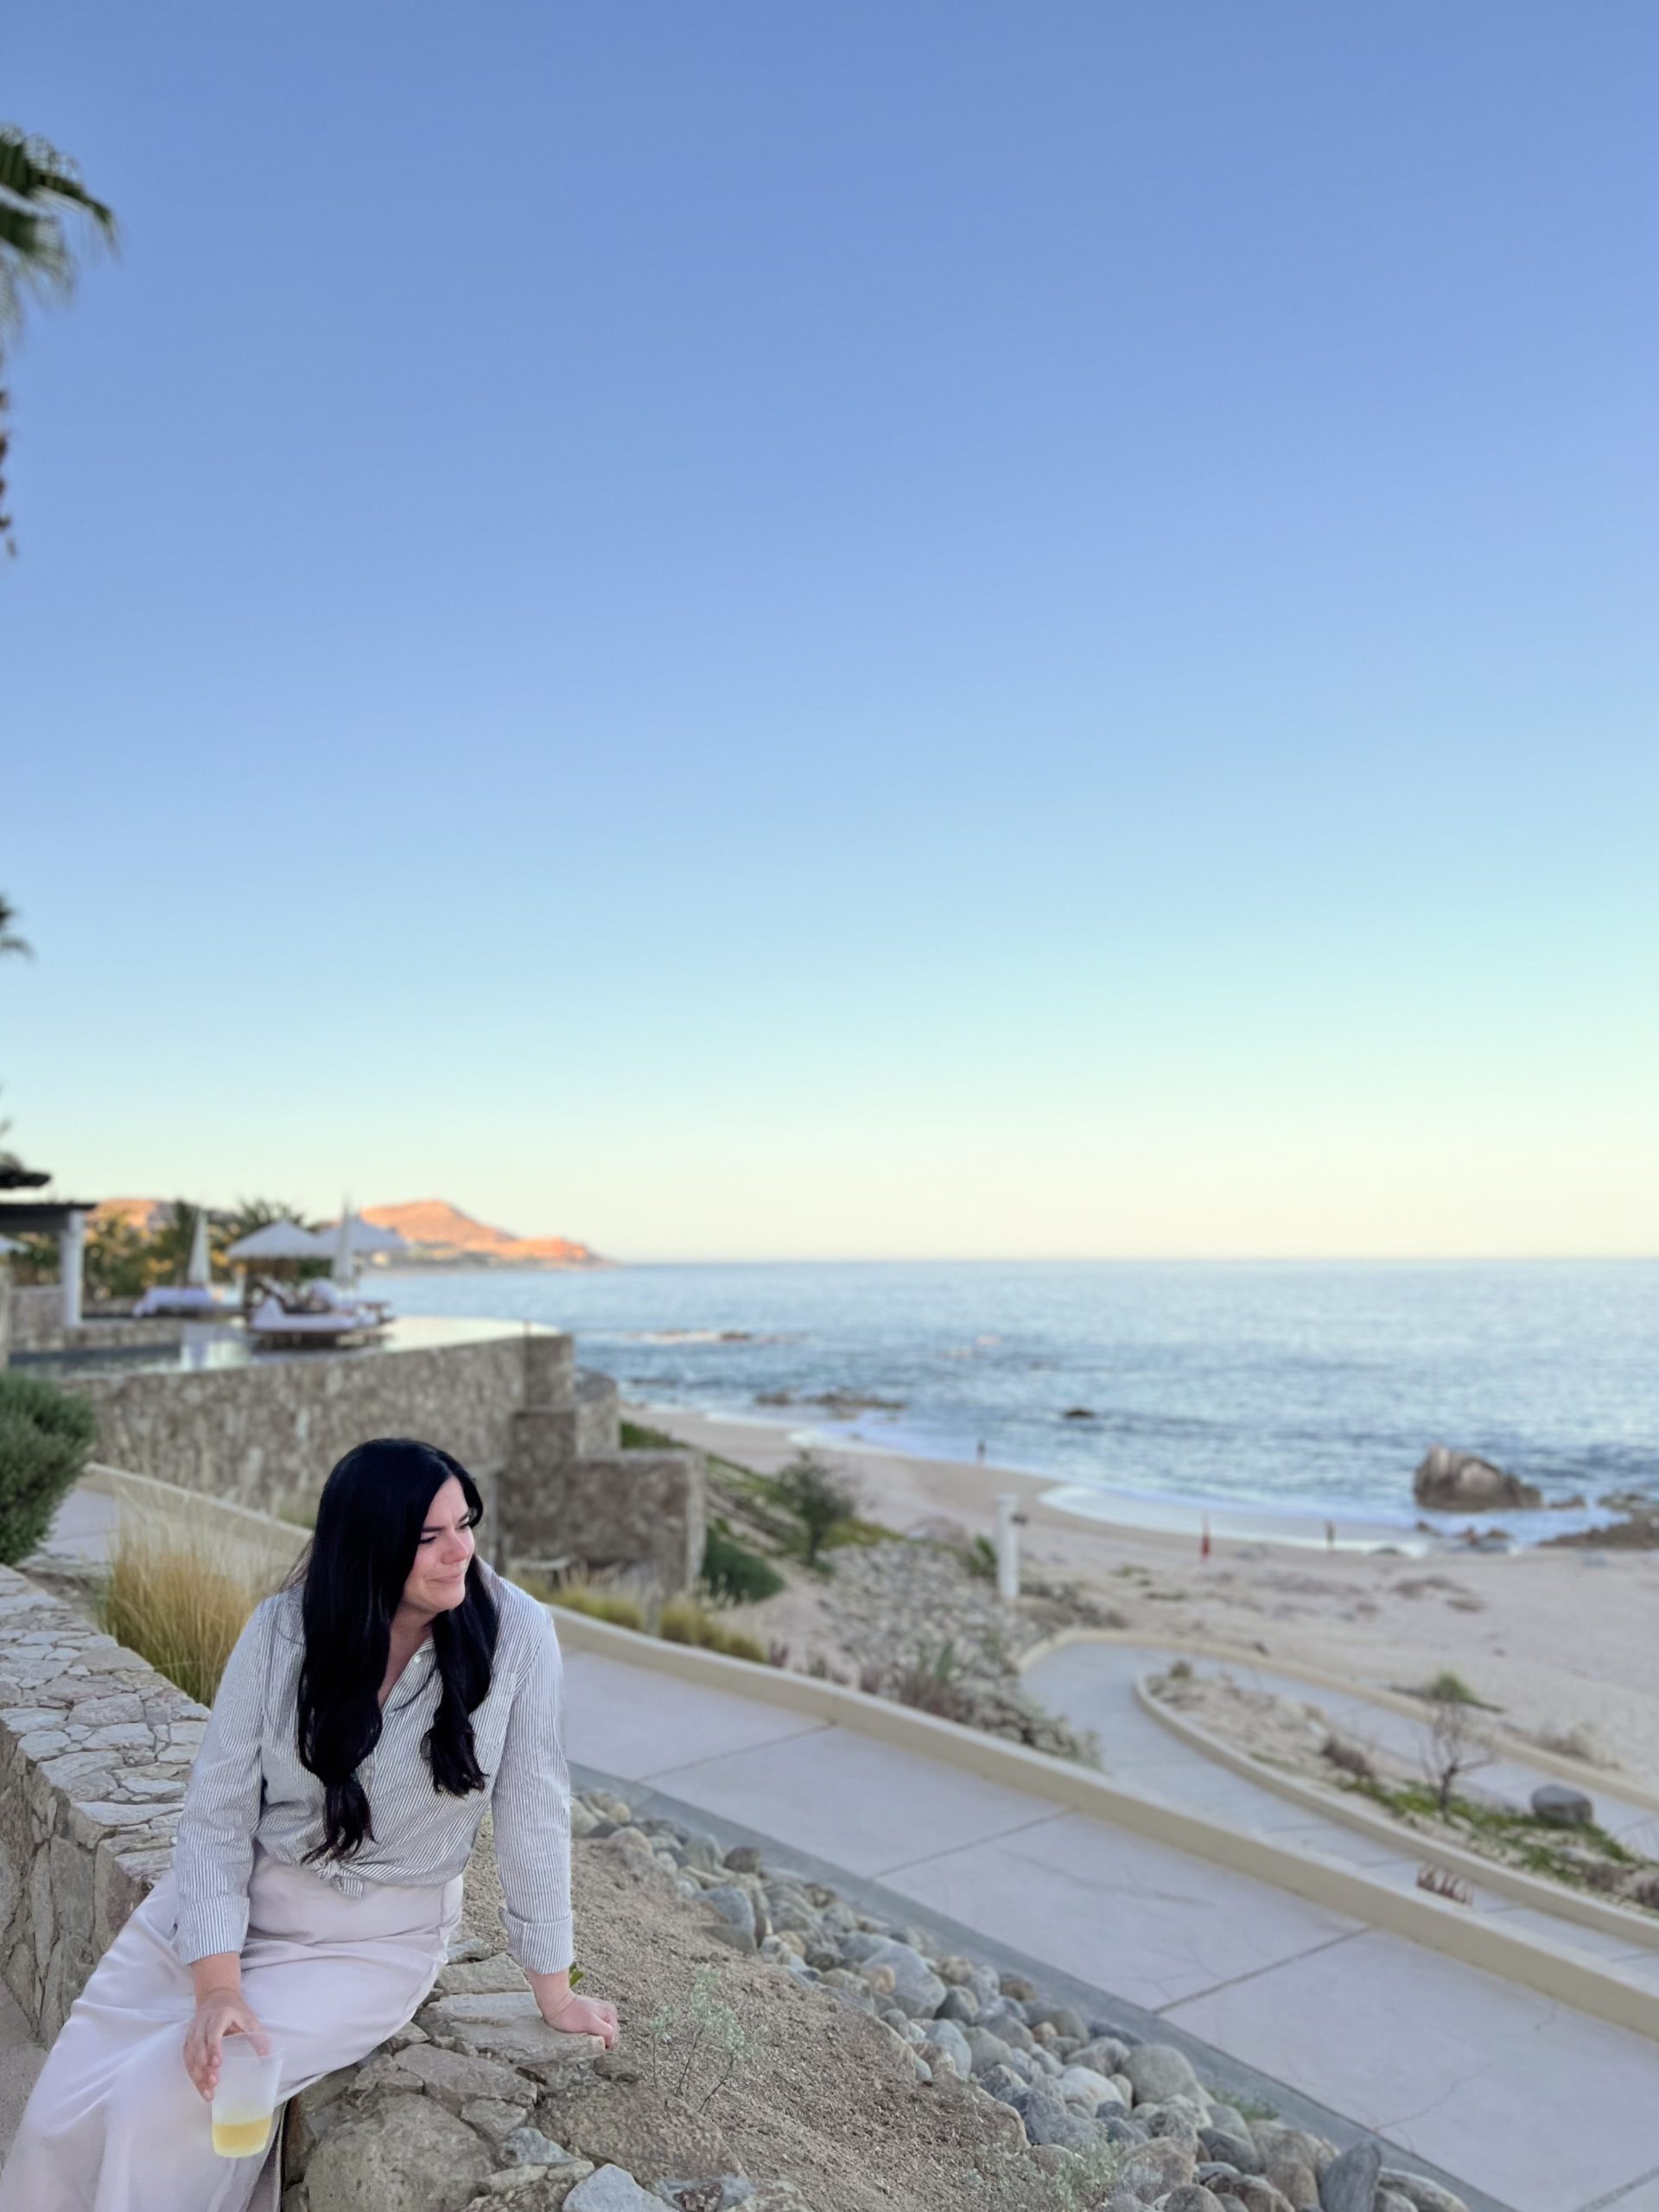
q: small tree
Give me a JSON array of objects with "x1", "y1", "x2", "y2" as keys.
[
  {"x1": 772, "y1": 1452, "x2": 860, "y2": 1566},
  {"x1": 1421, "y1": 1689, "x2": 1494, "y2": 1817}
]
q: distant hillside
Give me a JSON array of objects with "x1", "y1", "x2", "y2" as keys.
[
  {"x1": 89, "y1": 1198, "x2": 175, "y2": 1234},
  {"x1": 364, "y1": 1199, "x2": 606, "y2": 1269}
]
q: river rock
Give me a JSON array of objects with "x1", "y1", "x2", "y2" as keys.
[
  {"x1": 1319, "y1": 2140, "x2": 1382, "y2": 2212},
  {"x1": 1164, "y1": 2190, "x2": 1227, "y2": 2212},
  {"x1": 1413, "y1": 1446, "x2": 1542, "y2": 1512},
  {"x1": 1377, "y1": 2175, "x2": 1471, "y2": 2212},
  {"x1": 1116, "y1": 2136, "x2": 1197, "y2": 2198},
  {"x1": 1530, "y1": 1783, "x2": 1593, "y2": 1827},
  {"x1": 1122, "y1": 2042, "x2": 1204, "y2": 2104}
]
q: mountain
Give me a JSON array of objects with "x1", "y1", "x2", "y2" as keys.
[{"x1": 362, "y1": 1199, "x2": 606, "y2": 1269}]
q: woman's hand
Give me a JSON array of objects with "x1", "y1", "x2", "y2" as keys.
[
  {"x1": 182, "y1": 1993, "x2": 270, "y2": 2101},
  {"x1": 527, "y1": 1971, "x2": 619, "y2": 2049}
]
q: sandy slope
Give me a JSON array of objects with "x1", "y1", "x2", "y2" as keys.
[{"x1": 639, "y1": 1402, "x2": 1659, "y2": 1793}]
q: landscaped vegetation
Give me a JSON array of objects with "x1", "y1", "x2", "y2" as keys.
[
  {"x1": 96, "y1": 1518, "x2": 274, "y2": 1705},
  {"x1": 0, "y1": 1368, "x2": 98, "y2": 1564}
]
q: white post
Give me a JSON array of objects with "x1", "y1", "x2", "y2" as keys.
[
  {"x1": 994, "y1": 1491, "x2": 1020, "y2": 1604},
  {"x1": 60, "y1": 1211, "x2": 86, "y2": 1331}
]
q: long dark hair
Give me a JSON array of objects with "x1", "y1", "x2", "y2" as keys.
[{"x1": 290, "y1": 1437, "x2": 499, "y2": 1863}]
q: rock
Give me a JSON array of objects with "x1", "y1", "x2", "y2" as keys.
[
  {"x1": 1377, "y1": 2176, "x2": 1471, "y2": 2212},
  {"x1": 1115, "y1": 2135, "x2": 1197, "y2": 2198},
  {"x1": 1319, "y1": 2141, "x2": 1382, "y2": 2212},
  {"x1": 721, "y1": 1844, "x2": 765, "y2": 1873},
  {"x1": 1531, "y1": 1783, "x2": 1594, "y2": 1827},
  {"x1": 365, "y1": 2044, "x2": 531, "y2": 2113},
  {"x1": 1164, "y1": 2190, "x2": 1226, "y2": 2212},
  {"x1": 935, "y1": 1984, "x2": 979, "y2": 2023},
  {"x1": 1200, "y1": 2124, "x2": 1263, "y2": 2173},
  {"x1": 565, "y1": 2169, "x2": 662, "y2": 2211},
  {"x1": 1072, "y1": 2034, "x2": 1130, "y2": 2075},
  {"x1": 1217, "y1": 2184, "x2": 1299, "y2": 2212},
  {"x1": 304, "y1": 2094, "x2": 493, "y2": 2212},
  {"x1": 845, "y1": 1936, "x2": 946, "y2": 2014},
  {"x1": 696, "y1": 1885, "x2": 758, "y2": 1950},
  {"x1": 1261, "y1": 2152, "x2": 1319, "y2": 2209},
  {"x1": 651, "y1": 2183, "x2": 755, "y2": 2210},
  {"x1": 1007, "y1": 2083, "x2": 1099, "y2": 2149},
  {"x1": 1122, "y1": 2043, "x2": 1204, "y2": 2105},
  {"x1": 419, "y1": 1994, "x2": 604, "y2": 2083},
  {"x1": 1413, "y1": 1446, "x2": 1542, "y2": 1513},
  {"x1": 1027, "y1": 2001, "x2": 1089, "y2": 2041},
  {"x1": 925, "y1": 2018, "x2": 975, "y2": 2078},
  {"x1": 1377, "y1": 2196, "x2": 1418, "y2": 2212},
  {"x1": 500, "y1": 2128, "x2": 581, "y2": 2169},
  {"x1": 1054, "y1": 2063, "x2": 1123, "y2": 2109},
  {"x1": 963, "y1": 2024, "x2": 1016, "y2": 2075},
  {"x1": 461, "y1": 2099, "x2": 533, "y2": 2145}
]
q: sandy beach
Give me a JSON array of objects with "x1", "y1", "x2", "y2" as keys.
[{"x1": 635, "y1": 1401, "x2": 1659, "y2": 1793}]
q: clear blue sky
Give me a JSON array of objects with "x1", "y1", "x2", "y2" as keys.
[{"x1": 3, "y1": 3, "x2": 1656, "y2": 1259}]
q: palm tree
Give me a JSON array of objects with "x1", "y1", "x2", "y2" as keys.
[{"x1": 0, "y1": 127, "x2": 117, "y2": 550}]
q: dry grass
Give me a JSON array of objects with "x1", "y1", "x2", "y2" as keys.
[
  {"x1": 657, "y1": 1592, "x2": 767, "y2": 1662},
  {"x1": 97, "y1": 1516, "x2": 276, "y2": 1705}
]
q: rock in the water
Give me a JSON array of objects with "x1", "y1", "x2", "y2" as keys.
[
  {"x1": 303, "y1": 2094, "x2": 492, "y2": 2212},
  {"x1": 566, "y1": 2168, "x2": 663, "y2": 2211},
  {"x1": 1122, "y1": 2042, "x2": 1203, "y2": 2105},
  {"x1": 1319, "y1": 2140, "x2": 1382, "y2": 2212},
  {"x1": 1530, "y1": 1782, "x2": 1593, "y2": 1827},
  {"x1": 1413, "y1": 1445, "x2": 1542, "y2": 1512}
]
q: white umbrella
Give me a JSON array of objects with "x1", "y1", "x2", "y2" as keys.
[
  {"x1": 224, "y1": 1219, "x2": 330, "y2": 1264},
  {"x1": 185, "y1": 1207, "x2": 213, "y2": 1288},
  {"x1": 315, "y1": 1212, "x2": 409, "y2": 1255},
  {"x1": 332, "y1": 1200, "x2": 357, "y2": 1291}
]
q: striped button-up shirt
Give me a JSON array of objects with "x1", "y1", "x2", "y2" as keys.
[{"x1": 172, "y1": 1564, "x2": 573, "y2": 1974}]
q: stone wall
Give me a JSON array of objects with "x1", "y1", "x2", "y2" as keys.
[
  {"x1": 2, "y1": 1281, "x2": 184, "y2": 1363},
  {"x1": 67, "y1": 1333, "x2": 532, "y2": 1522},
  {"x1": 0, "y1": 1565, "x2": 201, "y2": 2041}
]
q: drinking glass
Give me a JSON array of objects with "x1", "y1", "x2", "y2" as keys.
[{"x1": 211, "y1": 2034, "x2": 283, "y2": 2159}]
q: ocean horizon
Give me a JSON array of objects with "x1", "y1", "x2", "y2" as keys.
[{"x1": 372, "y1": 1257, "x2": 1658, "y2": 1545}]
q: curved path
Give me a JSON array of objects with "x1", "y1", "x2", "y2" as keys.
[
  {"x1": 560, "y1": 1638, "x2": 1659, "y2": 2212},
  {"x1": 1022, "y1": 1639, "x2": 1659, "y2": 1984}
]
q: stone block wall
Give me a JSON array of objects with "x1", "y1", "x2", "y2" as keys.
[
  {"x1": 68, "y1": 1333, "x2": 531, "y2": 1522},
  {"x1": 0, "y1": 1565, "x2": 201, "y2": 2041},
  {"x1": 1, "y1": 1281, "x2": 184, "y2": 1363}
]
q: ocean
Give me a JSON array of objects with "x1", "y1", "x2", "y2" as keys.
[{"x1": 375, "y1": 1259, "x2": 1657, "y2": 1544}]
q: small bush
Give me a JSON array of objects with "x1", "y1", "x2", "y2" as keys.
[
  {"x1": 658, "y1": 1592, "x2": 767, "y2": 1662},
  {"x1": 0, "y1": 1371, "x2": 99, "y2": 1565},
  {"x1": 1424, "y1": 1668, "x2": 1479, "y2": 1706},
  {"x1": 1321, "y1": 1733, "x2": 1378, "y2": 1783},
  {"x1": 99, "y1": 1520, "x2": 272, "y2": 1705},
  {"x1": 549, "y1": 1581, "x2": 647, "y2": 1632},
  {"x1": 700, "y1": 1519, "x2": 785, "y2": 1607},
  {"x1": 772, "y1": 1452, "x2": 861, "y2": 1566},
  {"x1": 961, "y1": 1534, "x2": 998, "y2": 1581}
]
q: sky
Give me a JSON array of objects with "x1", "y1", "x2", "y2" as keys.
[{"x1": 3, "y1": 3, "x2": 1656, "y2": 1261}]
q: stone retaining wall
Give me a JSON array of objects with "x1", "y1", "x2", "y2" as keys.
[
  {"x1": 2, "y1": 1280, "x2": 185, "y2": 1362},
  {"x1": 0, "y1": 1565, "x2": 201, "y2": 2041},
  {"x1": 68, "y1": 1333, "x2": 534, "y2": 1522}
]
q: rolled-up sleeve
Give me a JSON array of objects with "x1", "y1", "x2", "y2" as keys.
[
  {"x1": 491, "y1": 1605, "x2": 575, "y2": 1975},
  {"x1": 172, "y1": 1599, "x2": 273, "y2": 1964}
]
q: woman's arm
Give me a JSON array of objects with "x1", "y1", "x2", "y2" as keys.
[
  {"x1": 492, "y1": 1604, "x2": 616, "y2": 2046},
  {"x1": 173, "y1": 1603, "x2": 273, "y2": 1965}
]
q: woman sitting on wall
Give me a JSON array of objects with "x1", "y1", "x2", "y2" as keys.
[{"x1": 0, "y1": 1434, "x2": 619, "y2": 2212}]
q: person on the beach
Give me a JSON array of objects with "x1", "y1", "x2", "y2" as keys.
[{"x1": 0, "y1": 1436, "x2": 619, "y2": 2212}]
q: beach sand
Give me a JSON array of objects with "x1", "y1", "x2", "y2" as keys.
[{"x1": 635, "y1": 1402, "x2": 1659, "y2": 1792}]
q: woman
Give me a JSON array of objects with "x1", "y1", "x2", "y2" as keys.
[{"x1": 0, "y1": 1436, "x2": 619, "y2": 2212}]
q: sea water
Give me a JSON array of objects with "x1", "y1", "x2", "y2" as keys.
[{"x1": 375, "y1": 1259, "x2": 1658, "y2": 1543}]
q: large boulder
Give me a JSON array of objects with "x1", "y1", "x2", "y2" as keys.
[
  {"x1": 302, "y1": 2093, "x2": 492, "y2": 2212},
  {"x1": 1319, "y1": 2140, "x2": 1382, "y2": 2212},
  {"x1": 1413, "y1": 1446, "x2": 1542, "y2": 1513},
  {"x1": 1531, "y1": 1783, "x2": 1594, "y2": 1827},
  {"x1": 1121, "y1": 2041, "x2": 1203, "y2": 2104}
]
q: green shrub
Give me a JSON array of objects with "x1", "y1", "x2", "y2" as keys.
[
  {"x1": 772, "y1": 1452, "x2": 861, "y2": 1566},
  {"x1": 0, "y1": 1372, "x2": 98, "y2": 1565},
  {"x1": 701, "y1": 1518, "x2": 785, "y2": 1606}
]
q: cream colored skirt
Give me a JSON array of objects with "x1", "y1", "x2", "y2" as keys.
[{"x1": 0, "y1": 1848, "x2": 464, "y2": 2212}]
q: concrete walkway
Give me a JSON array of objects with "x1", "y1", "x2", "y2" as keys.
[
  {"x1": 563, "y1": 1641, "x2": 1659, "y2": 2212},
  {"x1": 1023, "y1": 1641, "x2": 1659, "y2": 1995}
]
